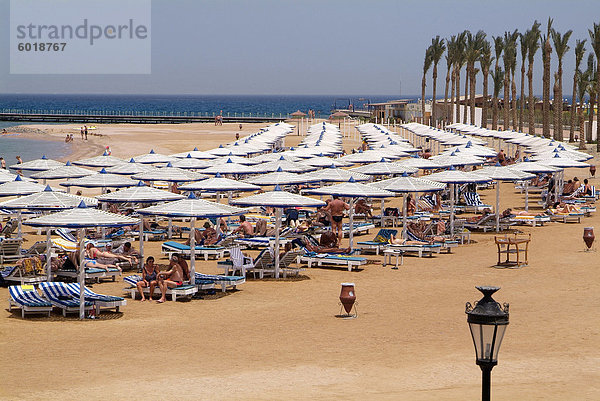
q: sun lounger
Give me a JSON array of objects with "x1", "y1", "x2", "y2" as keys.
[
  {"x1": 161, "y1": 240, "x2": 227, "y2": 261},
  {"x1": 63, "y1": 282, "x2": 126, "y2": 314},
  {"x1": 217, "y1": 247, "x2": 273, "y2": 278},
  {"x1": 55, "y1": 266, "x2": 121, "y2": 283},
  {"x1": 9, "y1": 285, "x2": 53, "y2": 318},
  {"x1": 123, "y1": 275, "x2": 198, "y2": 301},
  {"x1": 463, "y1": 214, "x2": 515, "y2": 232},
  {"x1": 388, "y1": 243, "x2": 442, "y2": 257},
  {"x1": 298, "y1": 251, "x2": 367, "y2": 271},
  {"x1": 194, "y1": 272, "x2": 245, "y2": 292},
  {"x1": 463, "y1": 192, "x2": 493, "y2": 213},
  {"x1": 38, "y1": 282, "x2": 94, "y2": 317},
  {"x1": 0, "y1": 238, "x2": 23, "y2": 268},
  {"x1": 233, "y1": 236, "x2": 293, "y2": 249},
  {"x1": 549, "y1": 212, "x2": 584, "y2": 223},
  {"x1": 0, "y1": 257, "x2": 46, "y2": 284},
  {"x1": 342, "y1": 222, "x2": 375, "y2": 237},
  {"x1": 510, "y1": 215, "x2": 551, "y2": 227},
  {"x1": 356, "y1": 229, "x2": 397, "y2": 255}
]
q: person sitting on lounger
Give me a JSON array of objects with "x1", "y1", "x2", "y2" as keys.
[
  {"x1": 156, "y1": 254, "x2": 189, "y2": 303},
  {"x1": 233, "y1": 215, "x2": 254, "y2": 238},
  {"x1": 354, "y1": 198, "x2": 373, "y2": 219},
  {"x1": 292, "y1": 235, "x2": 351, "y2": 254},
  {"x1": 186, "y1": 221, "x2": 218, "y2": 246},
  {"x1": 582, "y1": 179, "x2": 593, "y2": 196},
  {"x1": 137, "y1": 256, "x2": 159, "y2": 302}
]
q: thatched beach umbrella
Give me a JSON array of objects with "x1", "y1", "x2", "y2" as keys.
[
  {"x1": 73, "y1": 151, "x2": 125, "y2": 168},
  {"x1": 9, "y1": 155, "x2": 64, "y2": 172}
]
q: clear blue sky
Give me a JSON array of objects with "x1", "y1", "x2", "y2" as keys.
[{"x1": 0, "y1": 0, "x2": 597, "y2": 96}]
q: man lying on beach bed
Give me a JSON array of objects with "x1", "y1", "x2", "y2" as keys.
[
  {"x1": 292, "y1": 234, "x2": 352, "y2": 254},
  {"x1": 156, "y1": 254, "x2": 189, "y2": 303}
]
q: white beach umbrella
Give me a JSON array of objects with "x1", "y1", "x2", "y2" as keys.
[
  {"x1": 340, "y1": 150, "x2": 405, "y2": 164},
  {"x1": 533, "y1": 154, "x2": 590, "y2": 168},
  {"x1": 138, "y1": 193, "x2": 248, "y2": 284},
  {"x1": 9, "y1": 155, "x2": 64, "y2": 172},
  {"x1": 30, "y1": 161, "x2": 96, "y2": 181},
  {"x1": 0, "y1": 170, "x2": 35, "y2": 184},
  {"x1": 254, "y1": 158, "x2": 318, "y2": 173},
  {"x1": 232, "y1": 186, "x2": 326, "y2": 278},
  {"x1": 61, "y1": 168, "x2": 138, "y2": 190},
  {"x1": 429, "y1": 152, "x2": 485, "y2": 167},
  {"x1": 179, "y1": 174, "x2": 260, "y2": 193},
  {"x1": 201, "y1": 159, "x2": 259, "y2": 175},
  {"x1": 303, "y1": 155, "x2": 353, "y2": 168},
  {"x1": 370, "y1": 174, "x2": 447, "y2": 237},
  {"x1": 132, "y1": 163, "x2": 208, "y2": 183},
  {"x1": 243, "y1": 169, "x2": 313, "y2": 186},
  {"x1": 0, "y1": 175, "x2": 48, "y2": 197},
  {"x1": 170, "y1": 149, "x2": 218, "y2": 160},
  {"x1": 208, "y1": 145, "x2": 249, "y2": 157},
  {"x1": 397, "y1": 157, "x2": 448, "y2": 170},
  {"x1": 428, "y1": 168, "x2": 492, "y2": 233},
  {"x1": 133, "y1": 149, "x2": 176, "y2": 164},
  {"x1": 349, "y1": 158, "x2": 418, "y2": 176},
  {"x1": 170, "y1": 155, "x2": 213, "y2": 170},
  {"x1": 298, "y1": 165, "x2": 370, "y2": 183},
  {"x1": 473, "y1": 165, "x2": 536, "y2": 231},
  {"x1": 304, "y1": 178, "x2": 394, "y2": 248},
  {"x1": 72, "y1": 152, "x2": 125, "y2": 168},
  {"x1": 104, "y1": 158, "x2": 158, "y2": 175},
  {"x1": 250, "y1": 153, "x2": 301, "y2": 163},
  {"x1": 441, "y1": 143, "x2": 498, "y2": 158},
  {"x1": 213, "y1": 154, "x2": 260, "y2": 165},
  {"x1": 24, "y1": 202, "x2": 138, "y2": 318}
]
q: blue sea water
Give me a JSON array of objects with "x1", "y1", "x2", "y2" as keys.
[{"x1": 0, "y1": 93, "x2": 408, "y2": 163}]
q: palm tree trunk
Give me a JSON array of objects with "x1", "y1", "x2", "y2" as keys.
[
  {"x1": 528, "y1": 62, "x2": 536, "y2": 135},
  {"x1": 463, "y1": 67, "x2": 469, "y2": 124},
  {"x1": 557, "y1": 60, "x2": 564, "y2": 141},
  {"x1": 451, "y1": 68, "x2": 456, "y2": 123},
  {"x1": 492, "y1": 95, "x2": 499, "y2": 130},
  {"x1": 578, "y1": 101, "x2": 586, "y2": 149},
  {"x1": 482, "y1": 68, "x2": 489, "y2": 128},
  {"x1": 503, "y1": 74, "x2": 510, "y2": 130},
  {"x1": 444, "y1": 66, "x2": 451, "y2": 124},
  {"x1": 455, "y1": 67, "x2": 461, "y2": 125},
  {"x1": 511, "y1": 70, "x2": 518, "y2": 130},
  {"x1": 570, "y1": 72, "x2": 577, "y2": 142},
  {"x1": 553, "y1": 75, "x2": 560, "y2": 140},
  {"x1": 470, "y1": 66, "x2": 476, "y2": 125},
  {"x1": 596, "y1": 63, "x2": 600, "y2": 152},
  {"x1": 519, "y1": 61, "x2": 526, "y2": 132},
  {"x1": 587, "y1": 94, "x2": 595, "y2": 143},
  {"x1": 542, "y1": 43, "x2": 551, "y2": 138},
  {"x1": 421, "y1": 74, "x2": 427, "y2": 125},
  {"x1": 432, "y1": 64, "x2": 438, "y2": 127}
]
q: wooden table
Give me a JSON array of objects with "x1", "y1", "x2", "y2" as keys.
[{"x1": 494, "y1": 233, "x2": 531, "y2": 267}]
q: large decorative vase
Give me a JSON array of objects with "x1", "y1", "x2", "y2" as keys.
[
  {"x1": 590, "y1": 165, "x2": 596, "y2": 178},
  {"x1": 339, "y1": 283, "x2": 356, "y2": 314},
  {"x1": 583, "y1": 227, "x2": 595, "y2": 250}
]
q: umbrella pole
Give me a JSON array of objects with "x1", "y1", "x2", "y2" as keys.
[
  {"x1": 17, "y1": 210, "x2": 22, "y2": 238},
  {"x1": 525, "y1": 181, "x2": 529, "y2": 212},
  {"x1": 78, "y1": 228, "x2": 85, "y2": 320},
  {"x1": 139, "y1": 217, "x2": 145, "y2": 270},
  {"x1": 403, "y1": 193, "x2": 408, "y2": 239},
  {"x1": 495, "y1": 181, "x2": 500, "y2": 232},
  {"x1": 274, "y1": 208, "x2": 282, "y2": 279},
  {"x1": 348, "y1": 198, "x2": 355, "y2": 250},
  {"x1": 168, "y1": 218, "x2": 172, "y2": 239},
  {"x1": 46, "y1": 229, "x2": 52, "y2": 282},
  {"x1": 190, "y1": 217, "x2": 196, "y2": 285},
  {"x1": 380, "y1": 199, "x2": 384, "y2": 225},
  {"x1": 450, "y1": 183, "x2": 455, "y2": 235}
]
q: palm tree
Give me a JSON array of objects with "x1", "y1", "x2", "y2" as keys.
[
  {"x1": 570, "y1": 39, "x2": 586, "y2": 143},
  {"x1": 526, "y1": 22, "x2": 541, "y2": 135},
  {"x1": 577, "y1": 70, "x2": 590, "y2": 149},
  {"x1": 466, "y1": 31, "x2": 486, "y2": 125},
  {"x1": 551, "y1": 28, "x2": 573, "y2": 140},
  {"x1": 492, "y1": 36, "x2": 504, "y2": 129},
  {"x1": 518, "y1": 31, "x2": 529, "y2": 132},
  {"x1": 444, "y1": 36, "x2": 457, "y2": 124},
  {"x1": 589, "y1": 22, "x2": 600, "y2": 152},
  {"x1": 430, "y1": 36, "x2": 446, "y2": 126},
  {"x1": 553, "y1": 72, "x2": 560, "y2": 138},
  {"x1": 479, "y1": 40, "x2": 493, "y2": 128},
  {"x1": 454, "y1": 32, "x2": 467, "y2": 124},
  {"x1": 541, "y1": 18, "x2": 553, "y2": 138},
  {"x1": 421, "y1": 46, "x2": 433, "y2": 125},
  {"x1": 491, "y1": 67, "x2": 504, "y2": 129},
  {"x1": 503, "y1": 30, "x2": 518, "y2": 130},
  {"x1": 585, "y1": 54, "x2": 596, "y2": 144}
]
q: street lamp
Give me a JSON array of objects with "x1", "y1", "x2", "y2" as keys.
[{"x1": 465, "y1": 286, "x2": 510, "y2": 401}]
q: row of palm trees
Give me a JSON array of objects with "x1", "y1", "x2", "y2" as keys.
[{"x1": 421, "y1": 19, "x2": 600, "y2": 151}]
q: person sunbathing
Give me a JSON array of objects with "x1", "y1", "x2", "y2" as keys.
[
  {"x1": 85, "y1": 243, "x2": 130, "y2": 272},
  {"x1": 550, "y1": 202, "x2": 581, "y2": 214},
  {"x1": 185, "y1": 222, "x2": 219, "y2": 246},
  {"x1": 354, "y1": 199, "x2": 373, "y2": 219},
  {"x1": 389, "y1": 234, "x2": 429, "y2": 246},
  {"x1": 137, "y1": 256, "x2": 159, "y2": 302},
  {"x1": 156, "y1": 254, "x2": 189, "y2": 303},
  {"x1": 232, "y1": 215, "x2": 254, "y2": 238},
  {"x1": 296, "y1": 235, "x2": 351, "y2": 254}
]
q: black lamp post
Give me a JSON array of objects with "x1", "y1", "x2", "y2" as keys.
[{"x1": 465, "y1": 286, "x2": 509, "y2": 401}]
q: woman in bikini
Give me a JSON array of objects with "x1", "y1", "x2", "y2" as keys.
[
  {"x1": 84, "y1": 243, "x2": 130, "y2": 273},
  {"x1": 137, "y1": 256, "x2": 159, "y2": 302}
]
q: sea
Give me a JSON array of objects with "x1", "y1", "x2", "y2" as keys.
[{"x1": 0, "y1": 94, "x2": 406, "y2": 163}]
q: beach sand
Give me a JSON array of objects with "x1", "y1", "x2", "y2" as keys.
[{"x1": 0, "y1": 122, "x2": 598, "y2": 400}]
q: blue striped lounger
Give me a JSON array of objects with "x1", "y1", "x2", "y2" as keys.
[
  {"x1": 161, "y1": 241, "x2": 227, "y2": 261},
  {"x1": 9, "y1": 285, "x2": 53, "y2": 318},
  {"x1": 123, "y1": 275, "x2": 197, "y2": 301}
]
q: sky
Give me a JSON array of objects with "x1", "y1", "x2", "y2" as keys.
[{"x1": 0, "y1": 0, "x2": 598, "y2": 96}]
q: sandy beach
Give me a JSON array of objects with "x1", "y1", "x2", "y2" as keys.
[{"x1": 0, "y1": 122, "x2": 599, "y2": 400}]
